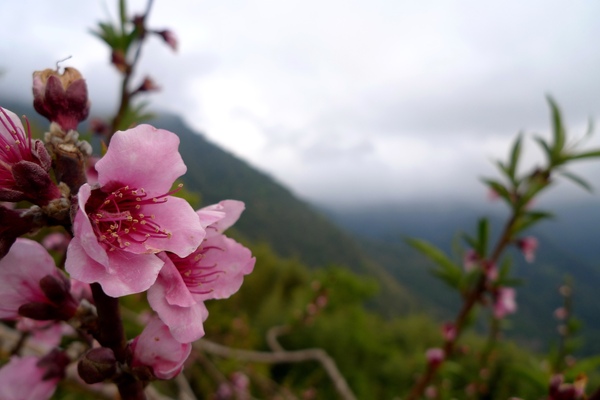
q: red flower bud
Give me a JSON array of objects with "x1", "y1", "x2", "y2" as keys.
[
  {"x1": 77, "y1": 347, "x2": 117, "y2": 384},
  {"x1": 156, "y1": 29, "x2": 178, "y2": 52},
  {"x1": 32, "y1": 67, "x2": 90, "y2": 131}
]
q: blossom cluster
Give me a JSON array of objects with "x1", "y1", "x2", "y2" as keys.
[{"x1": 0, "y1": 68, "x2": 254, "y2": 398}]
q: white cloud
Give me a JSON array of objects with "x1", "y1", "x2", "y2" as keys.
[{"x1": 1, "y1": 0, "x2": 600, "y2": 206}]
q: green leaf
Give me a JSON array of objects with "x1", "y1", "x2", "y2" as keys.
[
  {"x1": 495, "y1": 160, "x2": 510, "y2": 180},
  {"x1": 511, "y1": 210, "x2": 553, "y2": 234},
  {"x1": 497, "y1": 257, "x2": 512, "y2": 281},
  {"x1": 431, "y1": 267, "x2": 462, "y2": 290},
  {"x1": 119, "y1": 0, "x2": 127, "y2": 33},
  {"x1": 547, "y1": 96, "x2": 566, "y2": 157},
  {"x1": 462, "y1": 233, "x2": 478, "y2": 251},
  {"x1": 508, "y1": 133, "x2": 523, "y2": 182},
  {"x1": 558, "y1": 171, "x2": 593, "y2": 192},
  {"x1": 565, "y1": 355, "x2": 600, "y2": 377},
  {"x1": 476, "y1": 218, "x2": 489, "y2": 258},
  {"x1": 567, "y1": 149, "x2": 600, "y2": 161},
  {"x1": 406, "y1": 239, "x2": 460, "y2": 273},
  {"x1": 481, "y1": 178, "x2": 510, "y2": 203},
  {"x1": 508, "y1": 361, "x2": 548, "y2": 391},
  {"x1": 534, "y1": 136, "x2": 554, "y2": 164},
  {"x1": 407, "y1": 238, "x2": 463, "y2": 289}
]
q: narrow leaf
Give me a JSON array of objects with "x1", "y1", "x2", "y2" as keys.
[
  {"x1": 547, "y1": 96, "x2": 566, "y2": 155},
  {"x1": 477, "y1": 218, "x2": 489, "y2": 258},
  {"x1": 559, "y1": 171, "x2": 593, "y2": 192},
  {"x1": 481, "y1": 179, "x2": 510, "y2": 202},
  {"x1": 568, "y1": 149, "x2": 600, "y2": 161},
  {"x1": 406, "y1": 238, "x2": 461, "y2": 273},
  {"x1": 462, "y1": 233, "x2": 478, "y2": 251},
  {"x1": 508, "y1": 133, "x2": 523, "y2": 181},
  {"x1": 495, "y1": 160, "x2": 511, "y2": 180}
]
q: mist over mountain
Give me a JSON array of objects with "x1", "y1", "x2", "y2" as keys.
[
  {"x1": 322, "y1": 200, "x2": 600, "y2": 353},
  {"x1": 4, "y1": 98, "x2": 600, "y2": 354}
]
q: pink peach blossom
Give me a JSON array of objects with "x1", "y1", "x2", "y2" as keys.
[
  {"x1": 16, "y1": 318, "x2": 72, "y2": 351},
  {"x1": 42, "y1": 232, "x2": 71, "y2": 252},
  {"x1": 463, "y1": 249, "x2": 478, "y2": 272},
  {"x1": 554, "y1": 307, "x2": 568, "y2": 320},
  {"x1": 66, "y1": 125, "x2": 205, "y2": 297},
  {"x1": 130, "y1": 317, "x2": 191, "y2": 379},
  {"x1": 442, "y1": 322, "x2": 457, "y2": 342},
  {"x1": 0, "y1": 107, "x2": 59, "y2": 205},
  {"x1": 0, "y1": 356, "x2": 60, "y2": 400},
  {"x1": 0, "y1": 238, "x2": 77, "y2": 321},
  {"x1": 425, "y1": 348, "x2": 445, "y2": 366},
  {"x1": 517, "y1": 236, "x2": 539, "y2": 263},
  {"x1": 148, "y1": 200, "x2": 255, "y2": 342},
  {"x1": 494, "y1": 287, "x2": 517, "y2": 319}
]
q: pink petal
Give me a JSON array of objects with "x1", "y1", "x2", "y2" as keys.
[
  {"x1": 0, "y1": 108, "x2": 24, "y2": 141},
  {"x1": 66, "y1": 239, "x2": 164, "y2": 297},
  {"x1": 147, "y1": 278, "x2": 208, "y2": 343},
  {"x1": 192, "y1": 235, "x2": 255, "y2": 302},
  {"x1": 148, "y1": 255, "x2": 208, "y2": 342},
  {"x1": 198, "y1": 200, "x2": 245, "y2": 236},
  {"x1": 131, "y1": 317, "x2": 192, "y2": 379},
  {"x1": 0, "y1": 239, "x2": 57, "y2": 319},
  {"x1": 95, "y1": 125, "x2": 186, "y2": 196},
  {"x1": 0, "y1": 356, "x2": 58, "y2": 400},
  {"x1": 155, "y1": 254, "x2": 197, "y2": 307},
  {"x1": 71, "y1": 184, "x2": 109, "y2": 267},
  {"x1": 143, "y1": 196, "x2": 205, "y2": 257}
]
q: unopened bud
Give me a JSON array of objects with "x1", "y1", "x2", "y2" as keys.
[
  {"x1": 32, "y1": 67, "x2": 90, "y2": 131},
  {"x1": 18, "y1": 301, "x2": 65, "y2": 321},
  {"x1": 39, "y1": 274, "x2": 71, "y2": 303},
  {"x1": 111, "y1": 50, "x2": 128, "y2": 73},
  {"x1": 133, "y1": 76, "x2": 160, "y2": 94},
  {"x1": 442, "y1": 322, "x2": 457, "y2": 342},
  {"x1": 156, "y1": 29, "x2": 178, "y2": 51},
  {"x1": 77, "y1": 347, "x2": 117, "y2": 384},
  {"x1": 425, "y1": 348, "x2": 445, "y2": 366}
]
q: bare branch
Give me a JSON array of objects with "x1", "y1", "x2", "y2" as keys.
[
  {"x1": 195, "y1": 339, "x2": 357, "y2": 400},
  {"x1": 266, "y1": 325, "x2": 290, "y2": 352}
]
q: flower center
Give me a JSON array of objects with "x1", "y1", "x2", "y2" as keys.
[
  {"x1": 87, "y1": 185, "x2": 175, "y2": 251},
  {"x1": 0, "y1": 108, "x2": 33, "y2": 180},
  {"x1": 170, "y1": 246, "x2": 224, "y2": 294}
]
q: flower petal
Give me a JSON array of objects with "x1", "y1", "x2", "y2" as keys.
[
  {"x1": 66, "y1": 238, "x2": 164, "y2": 297},
  {"x1": 95, "y1": 125, "x2": 186, "y2": 196},
  {"x1": 0, "y1": 356, "x2": 58, "y2": 400},
  {"x1": 148, "y1": 255, "x2": 208, "y2": 343},
  {"x1": 192, "y1": 235, "x2": 255, "y2": 302},
  {"x1": 71, "y1": 184, "x2": 109, "y2": 267},
  {"x1": 131, "y1": 317, "x2": 193, "y2": 379},
  {"x1": 0, "y1": 239, "x2": 57, "y2": 319},
  {"x1": 144, "y1": 196, "x2": 204, "y2": 257},
  {"x1": 198, "y1": 200, "x2": 245, "y2": 236}
]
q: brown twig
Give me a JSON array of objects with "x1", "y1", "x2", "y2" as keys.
[
  {"x1": 195, "y1": 338, "x2": 357, "y2": 400},
  {"x1": 109, "y1": 0, "x2": 155, "y2": 138},
  {"x1": 91, "y1": 283, "x2": 146, "y2": 400}
]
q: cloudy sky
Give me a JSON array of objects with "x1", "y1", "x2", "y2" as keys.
[{"x1": 2, "y1": 0, "x2": 600, "y2": 207}]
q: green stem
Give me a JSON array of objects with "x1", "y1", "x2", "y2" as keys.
[{"x1": 406, "y1": 212, "x2": 520, "y2": 400}]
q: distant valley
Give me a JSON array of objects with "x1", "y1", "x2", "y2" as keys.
[{"x1": 4, "y1": 98, "x2": 600, "y2": 354}]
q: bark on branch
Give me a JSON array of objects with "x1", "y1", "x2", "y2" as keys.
[{"x1": 195, "y1": 338, "x2": 357, "y2": 400}]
